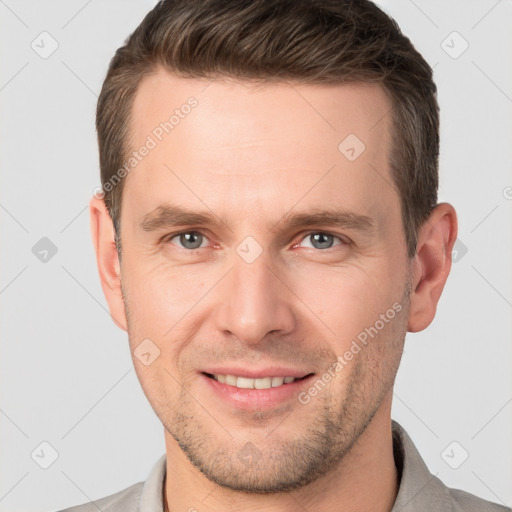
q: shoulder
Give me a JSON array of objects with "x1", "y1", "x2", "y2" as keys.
[
  {"x1": 55, "y1": 453, "x2": 166, "y2": 512},
  {"x1": 449, "y1": 487, "x2": 511, "y2": 512},
  {"x1": 391, "y1": 421, "x2": 510, "y2": 512},
  {"x1": 55, "y1": 481, "x2": 144, "y2": 512}
]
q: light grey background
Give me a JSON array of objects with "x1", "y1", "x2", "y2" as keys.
[{"x1": 1, "y1": 1, "x2": 511, "y2": 511}]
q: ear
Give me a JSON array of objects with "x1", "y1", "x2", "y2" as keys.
[
  {"x1": 407, "y1": 203, "x2": 458, "y2": 333},
  {"x1": 89, "y1": 195, "x2": 128, "y2": 331}
]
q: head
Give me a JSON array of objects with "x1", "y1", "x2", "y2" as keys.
[{"x1": 91, "y1": 0, "x2": 457, "y2": 494}]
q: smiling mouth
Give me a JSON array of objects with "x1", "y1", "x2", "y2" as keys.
[{"x1": 203, "y1": 372, "x2": 314, "y2": 390}]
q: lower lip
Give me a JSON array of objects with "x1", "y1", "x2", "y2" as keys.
[{"x1": 201, "y1": 373, "x2": 315, "y2": 410}]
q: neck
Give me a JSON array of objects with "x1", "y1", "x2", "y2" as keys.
[{"x1": 163, "y1": 396, "x2": 398, "y2": 512}]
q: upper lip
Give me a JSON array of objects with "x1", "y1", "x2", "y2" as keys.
[{"x1": 202, "y1": 367, "x2": 313, "y2": 379}]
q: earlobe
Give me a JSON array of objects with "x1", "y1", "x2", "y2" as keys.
[
  {"x1": 407, "y1": 203, "x2": 458, "y2": 333},
  {"x1": 89, "y1": 196, "x2": 128, "y2": 331}
]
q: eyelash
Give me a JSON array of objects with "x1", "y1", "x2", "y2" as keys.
[{"x1": 163, "y1": 230, "x2": 349, "y2": 251}]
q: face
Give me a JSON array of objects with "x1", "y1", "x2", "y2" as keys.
[{"x1": 115, "y1": 71, "x2": 412, "y2": 492}]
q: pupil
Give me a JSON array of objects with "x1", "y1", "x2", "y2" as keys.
[
  {"x1": 181, "y1": 232, "x2": 202, "y2": 249},
  {"x1": 312, "y1": 233, "x2": 332, "y2": 249}
]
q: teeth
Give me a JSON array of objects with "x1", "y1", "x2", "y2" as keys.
[
  {"x1": 211, "y1": 374, "x2": 298, "y2": 389},
  {"x1": 225, "y1": 375, "x2": 237, "y2": 386},
  {"x1": 271, "y1": 376, "x2": 285, "y2": 387}
]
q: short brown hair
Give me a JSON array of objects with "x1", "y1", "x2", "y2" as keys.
[{"x1": 97, "y1": 0, "x2": 439, "y2": 257}]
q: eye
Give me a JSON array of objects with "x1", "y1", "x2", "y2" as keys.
[
  {"x1": 167, "y1": 231, "x2": 208, "y2": 250},
  {"x1": 298, "y1": 232, "x2": 345, "y2": 250}
]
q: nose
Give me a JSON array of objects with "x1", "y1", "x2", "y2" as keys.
[{"x1": 213, "y1": 250, "x2": 296, "y2": 344}]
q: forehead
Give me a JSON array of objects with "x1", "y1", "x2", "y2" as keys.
[
  {"x1": 130, "y1": 69, "x2": 392, "y2": 156},
  {"x1": 124, "y1": 69, "x2": 397, "y2": 227}
]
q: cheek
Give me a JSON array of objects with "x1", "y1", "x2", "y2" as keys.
[
  {"x1": 292, "y1": 261, "x2": 405, "y2": 349},
  {"x1": 132, "y1": 358, "x2": 185, "y2": 421},
  {"x1": 122, "y1": 256, "x2": 219, "y2": 336}
]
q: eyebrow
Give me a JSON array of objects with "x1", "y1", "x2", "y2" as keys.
[
  {"x1": 140, "y1": 205, "x2": 227, "y2": 232},
  {"x1": 140, "y1": 203, "x2": 373, "y2": 234},
  {"x1": 270, "y1": 208, "x2": 373, "y2": 233}
]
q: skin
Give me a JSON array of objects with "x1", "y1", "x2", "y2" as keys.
[{"x1": 90, "y1": 69, "x2": 457, "y2": 512}]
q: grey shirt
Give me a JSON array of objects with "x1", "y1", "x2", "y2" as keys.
[{"x1": 58, "y1": 421, "x2": 509, "y2": 512}]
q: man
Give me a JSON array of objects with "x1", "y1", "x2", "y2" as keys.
[{"x1": 60, "y1": 0, "x2": 509, "y2": 511}]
